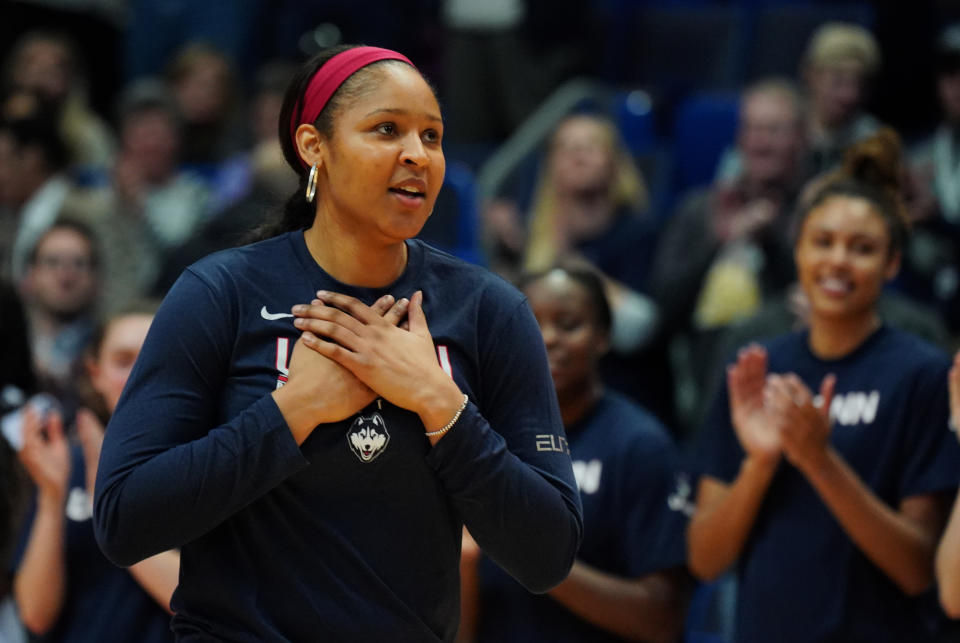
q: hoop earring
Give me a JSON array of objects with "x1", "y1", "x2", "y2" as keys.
[{"x1": 305, "y1": 163, "x2": 319, "y2": 203}]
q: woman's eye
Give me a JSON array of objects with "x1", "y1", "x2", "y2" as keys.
[
  {"x1": 376, "y1": 123, "x2": 396, "y2": 136},
  {"x1": 422, "y1": 129, "x2": 441, "y2": 144}
]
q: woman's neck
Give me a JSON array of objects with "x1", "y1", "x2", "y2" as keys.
[
  {"x1": 558, "y1": 379, "x2": 603, "y2": 429},
  {"x1": 807, "y1": 309, "x2": 881, "y2": 360},
  {"x1": 303, "y1": 221, "x2": 407, "y2": 288}
]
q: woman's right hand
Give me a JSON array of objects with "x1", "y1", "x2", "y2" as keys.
[
  {"x1": 18, "y1": 407, "x2": 71, "y2": 502},
  {"x1": 727, "y1": 344, "x2": 781, "y2": 464},
  {"x1": 273, "y1": 295, "x2": 410, "y2": 442},
  {"x1": 950, "y1": 351, "x2": 960, "y2": 442}
]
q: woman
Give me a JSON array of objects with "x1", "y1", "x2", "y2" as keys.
[
  {"x1": 461, "y1": 265, "x2": 690, "y2": 643},
  {"x1": 92, "y1": 45, "x2": 582, "y2": 642},
  {"x1": 687, "y1": 129, "x2": 960, "y2": 642},
  {"x1": 14, "y1": 303, "x2": 178, "y2": 642},
  {"x1": 935, "y1": 351, "x2": 960, "y2": 617},
  {"x1": 498, "y1": 113, "x2": 670, "y2": 426}
]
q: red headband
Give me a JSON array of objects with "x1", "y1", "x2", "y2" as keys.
[{"x1": 291, "y1": 46, "x2": 415, "y2": 165}]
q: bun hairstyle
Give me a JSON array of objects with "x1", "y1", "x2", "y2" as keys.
[
  {"x1": 250, "y1": 45, "x2": 419, "y2": 241},
  {"x1": 800, "y1": 127, "x2": 910, "y2": 256}
]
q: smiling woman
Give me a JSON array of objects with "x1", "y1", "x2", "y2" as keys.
[
  {"x1": 688, "y1": 128, "x2": 960, "y2": 642},
  {"x1": 92, "y1": 45, "x2": 582, "y2": 642}
]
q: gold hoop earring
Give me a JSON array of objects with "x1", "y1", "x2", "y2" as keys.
[{"x1": 305, "y1": 163, "x2": 319, "y2": 203}]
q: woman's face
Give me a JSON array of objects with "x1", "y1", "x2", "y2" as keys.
[
  {"x1": 314, "y1": 63, "x2": 445, "y2": 245},
  {"x1": 795, "y1": 195, "x2": 898, "y2": 322},
  {"x1": 88, "y1": 314, "x2": 153, "y2": 414},
  {"x1": 548, "y1": 117, "x2": 616, "y2": 196},
  {"x1": 525, "y1": 271, "x2": 608, "y2": 398},
  {"x1": 807, "y1": 61, "x2": 866, "y2": 129}
]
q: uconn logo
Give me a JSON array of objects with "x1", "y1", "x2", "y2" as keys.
[{"x1": 821, "y1": 390, "x2": 880, "y2": 426}]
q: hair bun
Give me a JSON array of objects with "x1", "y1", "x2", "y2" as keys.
[{"x1": 841, "y1": 126, "x2": 902, "y2": 193}]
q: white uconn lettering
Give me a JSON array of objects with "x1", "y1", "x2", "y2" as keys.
[
  {"x1": 572, "y1": 459, "x2": 602, "y2": 494},
  {"x1": 828, "y1": 391, "x2": 880, "y2": 426}
]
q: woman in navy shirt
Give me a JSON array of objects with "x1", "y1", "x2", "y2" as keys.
[
  {"x1": 462, "y1": 265, "x2": 690, "y2": 643},
  {"x1": 93, "y1": 45, "x2": 581, "y2": 642},
  {"x1": 688, "y1": 129, "x2": 960, "y2": 642}
]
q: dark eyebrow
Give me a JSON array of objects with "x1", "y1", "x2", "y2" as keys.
[{"x1": 363, "y1": 107, "x2": 443, "y2": 123}]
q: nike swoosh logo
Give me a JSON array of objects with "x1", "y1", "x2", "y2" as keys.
[{"x1": 261, "y1": 306, "x2": 294, "y2": 320}]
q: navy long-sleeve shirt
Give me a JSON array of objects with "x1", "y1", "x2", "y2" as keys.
[{"x1": 93, "y1": 232, "x2": 582, "y2": 642}]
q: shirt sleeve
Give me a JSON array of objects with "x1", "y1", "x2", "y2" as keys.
[
  {"x1": 424, "y1": 298, "x2": 583, "y2": 594},
  {"x1": 93, "y1": 269, "x2": 309, "y2": 567},
  {"x1": 898, "y1": 359, "x2": 960, "y2": 498},
  {"x1": 621, "y1": 430, "x2": 690, "y2": 577}
]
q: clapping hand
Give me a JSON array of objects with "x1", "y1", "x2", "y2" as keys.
[
  {"x1": 764, "y1": 373, "x2": 836, "y2": 474},
  {"x1": 18, "y1": 406, "x2": 70, "y2": 503},
  {"x1": 727, "y1": 344, "x2": 781, "y2": 465}
]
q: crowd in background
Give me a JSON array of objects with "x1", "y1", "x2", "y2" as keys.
[{"x1": 3, "y1": 0, "x2": 960, "y2": 641}]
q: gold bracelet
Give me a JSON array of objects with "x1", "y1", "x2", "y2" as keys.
[{"x1": 424, "y1": 394, "x2": 469, "y2": 438}]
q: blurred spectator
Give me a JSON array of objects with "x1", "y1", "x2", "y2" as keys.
[
  {"x1": 2, "y1": 30, "x2": 115, "y2": 171},
  {"x1": 0, "y1": 110, "x2": 76, "y2": 283},
  {"x1": 489, "y1": 113, "x2": 674, "y2": 424},
  {"x1": 68, "y1": 79, "x2": 210, "y2": 312},
  {"x1": 165, "y1": 43, "x2": 247, "y2": 166},
  {"x1": 906, "y1": 23, "x2": 960, "y2": 334},
  {"x1": 12, "y1": 302, "x2": 177, "y2": 642},
  {"x1": 460, "y1": 266, "x2": 691, "y2": 643},
  {"x1": 801, "y1": 22, "x2": 882, "y2": 176},
  {"x1": 652, "y1": 79, "x2": 805, "y2": 432},
  {"x1": 153, "y1": 61, "x2": 298, "y2": 293},
  {"x1": 441, "y1": 0, "x2": 593, "y2": 143},
  {"x1": 18, "y1": 220, "x2": 99, "y2": 409}
]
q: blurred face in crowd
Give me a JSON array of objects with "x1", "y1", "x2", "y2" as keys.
[
  {"x1": 524, "y1": 270, "x2": 608, "y2": 401},
  {"x1": 795, "y1": 195, "x2": 898, "y2": 323},
  {"x1": 938, "y1": 68, "x2": 960, "y2": 124},
  {"x1": 739, "y1": 89, "x2": 805, "y2": 186},
  {"x1": 172, "y1": 53, "x2": 231, "y2": 124},
  {"x1": 88, "y1": 313, "x2": 153, "y2": 414},
  {"x1": 805, "y1": 60, "x2": 867, "y2": 130},
  {"x1": 26, "y1": 226, "x2": 98, "y2": 320},
  {"x1": 12, "y1": 37, "x2": 72, "y2": 102},
  {"x1": 548, "y1": 116, "x2": 617, "y2": 197},
  {"x1": 121, "y1": 108, "x2": 180, "y2": 184}
]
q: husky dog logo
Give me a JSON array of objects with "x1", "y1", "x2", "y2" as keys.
[{"x1": 347, "y1": 412, "x2": 390, "y2": 462}]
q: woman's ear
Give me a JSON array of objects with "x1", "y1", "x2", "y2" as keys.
[
  {"x1": 295, "y1": 124, "x2": 324, "y2": 168},
  {"x1": 884, "y1": 249, "x2": 902, "y2": 282}
]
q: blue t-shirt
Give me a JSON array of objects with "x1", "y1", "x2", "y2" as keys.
[
  {"x1": 697, "y1": 326, "x2": 960, "y2": 643},
  {"x1": 478, "y1": 391, "x2": 689, "y2": 642},
  {"x1": 14, "y1": 444, "x2": 172, "y2": 643},
  {"x1": 93, "y1": 232, "x2": 583, "y2": 643}
]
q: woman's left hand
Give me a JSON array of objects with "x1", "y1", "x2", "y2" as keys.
[
  {"x1": 294, "y1": 290, "x2": 462, "y2": 421},
  {"x1": 765, "y1": 372, "x2": 836, "y2": 474}
]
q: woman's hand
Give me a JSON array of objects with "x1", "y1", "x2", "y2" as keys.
[
  {"x1": 274, "y1": 295, "x2": 410, "y2": 442},
  {"x1": 297, "y1": 290, "x2": 463, "y2": 426},
  {"x1": 727, "y1": 345, "x2": 781, "y2": 465},
  {"x1": 765, "y1": 372, "x2": 836, "y2": 474},
  {"x1": 950, "y1": 351, "x2": 960, "y2": 442},
  {"x1": 18, "y1": 407, "x2": 70, "y2": 503}
]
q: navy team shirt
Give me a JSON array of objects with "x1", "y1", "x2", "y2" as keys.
[
  {"x1": 93, "y1": 232, "x2": 583, "y2": 643},
  {"x1": 478, "y1": 391, "x2": 690, "y2": 642},
  {"x1": 698, "y1": 326, "x2": 960, "y2": 643},
  {"x1": 14, "y1": 444, "x2": 172, "y2": 643}
]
